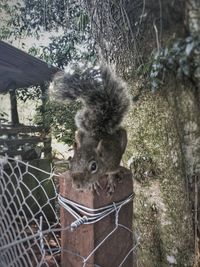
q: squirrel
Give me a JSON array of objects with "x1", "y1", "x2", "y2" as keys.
[{"x1": 52, "y1": 65, "x2": 130, "y2": 193}]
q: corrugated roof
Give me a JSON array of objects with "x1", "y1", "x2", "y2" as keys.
[{"x1": 0, "y1": 41, "x2": 59, "y2": 92}]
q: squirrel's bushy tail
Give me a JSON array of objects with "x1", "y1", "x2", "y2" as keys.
[{"x1": 52, "y1": 66, "x2": 130, "y2": 135}]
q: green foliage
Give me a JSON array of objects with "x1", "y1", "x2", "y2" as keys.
[
  {"x1": 0, "y1": 1, "x2": 97, "y2": 145},
  {"x1": 39, "y1": 32, "x2": 96, "y2": 69},
  {"x1": 35, "y1": 101, "x2": 81, "y2": 146},
  {"x1": 0, "y1": 25, "x2": 11, "y2": 39},
  {"x1": 3, "y1": 0, "x2": 96, "y2": 68},
  {"x1": 149, "y1": 36, "x2": 200, "y2": 91},
  {"x1": 16, "y1": 87, "x2": 42, "y2": 102},
  {"x1": 9, "y1": 0, "x2": 86, "y2": 35},
  {"x1": 0, "y1": 1, "x2": 22, "y2": 39}
]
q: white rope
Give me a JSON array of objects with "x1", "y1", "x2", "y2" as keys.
[
  {"x1": 70, "y1": 216, "x2": 88, "y2": 231},
  {"x1": 58, "y1": 193, "x2": 134, "y2": 231}
]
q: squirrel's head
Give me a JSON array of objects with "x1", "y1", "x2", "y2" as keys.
[
  {"x1": 68, "y1": 130, "x2": 107, "y2": 190},
  {"x1": 68, "y1": 129, "x2": 127, "y2": 190}
]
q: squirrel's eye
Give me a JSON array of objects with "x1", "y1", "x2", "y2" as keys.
[{"x1": 89, "y1": 160, "x2": 98, "y2": 174}]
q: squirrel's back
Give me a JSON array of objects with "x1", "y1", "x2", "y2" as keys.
[{"x1": 52, "y1": 66, "x2": 130, "y2": 136}]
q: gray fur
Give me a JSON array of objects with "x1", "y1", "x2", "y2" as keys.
[{"x1": 52, "y1": 66, "x2": 130, "y2": 136}]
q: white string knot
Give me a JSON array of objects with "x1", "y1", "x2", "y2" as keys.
[{"x1": 70, "y1": 216, "x2": 88, "y2": 231}]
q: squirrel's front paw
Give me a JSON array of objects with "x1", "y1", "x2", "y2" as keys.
[
  {"x1": 106, "y1": 173, "x2": 118, "y2": 195},
  {"x1": 106, "y1": 172, "x2": 123, "y2": 196},
  {"x1": 88, "y1": 181, "x2": 102, "y2": 195},
  {"x1": 106, "y1": 181, "x2": 116, "y2": 195}
]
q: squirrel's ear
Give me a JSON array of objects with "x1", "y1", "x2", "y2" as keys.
[
  {"x1": 96, "y1": 139, "x2": 104, "y2": 157},
  {"x1": 75, "y1": 130, "x2": 84, "y2": 148}
]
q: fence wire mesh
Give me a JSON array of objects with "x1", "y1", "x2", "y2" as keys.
[{"x1": 0, "y1": 156, "x2": 139, "y2": 267}]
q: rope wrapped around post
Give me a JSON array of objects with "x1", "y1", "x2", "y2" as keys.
[{"x1": 58, "y1": 193, "x2": 134, "y2": 231}]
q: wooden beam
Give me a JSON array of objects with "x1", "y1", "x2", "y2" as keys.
[
  {"x1": 9, "y1": 89, "x2": 19, "y2": 125},
  {"x1": 40, "y1": 82, "x2": 52, "y2": 160},
  {"x1": 0, "y1": 136, "x2": 50, "y2": 146},
  {"x1": 0, "y1": 125, "x2": 44, "y2": 135},
  {"x1": 60, "y1": 167, "x2": 134, "y2": 267},
  {"x1": 0, "y1": 148, "x2": 43, "y2": 157},
  {"x1": 0, "y1": 150, "x2": 24, "y2": 156}
]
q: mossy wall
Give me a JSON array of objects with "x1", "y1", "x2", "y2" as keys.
[{"x1": 125, "y1": 82, "x2": 199, "y2": 266}]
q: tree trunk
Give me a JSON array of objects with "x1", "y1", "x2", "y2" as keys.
[
  {"x1": 84, "y1": 0, "x2": 200, "y2": 265},
  {"x1": 125, "y1": 81, "x2": 198, "y2": 266}
]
